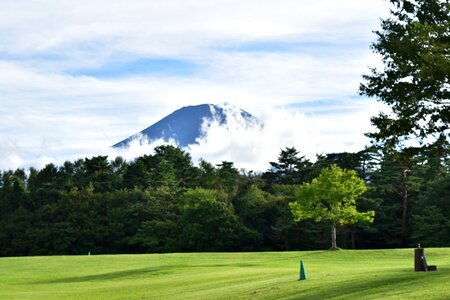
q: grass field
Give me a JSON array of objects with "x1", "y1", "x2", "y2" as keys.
[{"x1": 0, "y1": 248, "x2": 449, "y2": 299}]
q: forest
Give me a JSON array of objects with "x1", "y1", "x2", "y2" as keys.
[{"x1": 0, "y1": 144, "x2": 448, "y2": 256}]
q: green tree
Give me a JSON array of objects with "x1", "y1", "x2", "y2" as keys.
[
  {"x1": 360, "y1": 0, "x2": 450, "y2": 150},
  {"x1": 153, "y1": 145, "x2": 200, "y2": 188},
  {"x1": 369, "y1": 150, "x2": 427, "y2": 247},
  {"x1": 313, "y1": 148, "x2": 378, "y2": 181},
  {"x1": 264, "y1": 147, "x2": 313, "y2": 186},
  {"x1": 123, "y1": 157, "x2": 151, "y2": 189},
  {"x1": 110, "y1": 156, "x2": 127, "y2": 189},
  {"x1": 215, "y1": 161, "x2": 240, "y2": 199},
  {"x1": 410, "y1": 173, "x2": 450, "y2": 247},
  {"x1": 198, "y1": 159, "x2": 217, "y2": 189},
  {"x1": 84, "y1": 156, "x2": 112, "y2": 193},
  {"x1": 289, "y1": 165, "x2": 374, "y2": 249},
  {"x1": 178, "y1": 188, "x2": 252, "y2": 251},
  {"x1": 235, "y1": 185, "x2": 280, "y2": 249}
]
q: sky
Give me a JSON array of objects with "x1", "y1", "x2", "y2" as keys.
[{"x1": 0, "y1": 0, "x2": 393, "y2": 172}]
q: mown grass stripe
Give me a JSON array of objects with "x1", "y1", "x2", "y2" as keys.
[{"x1": 0, "y1": 249, "x2": 449, "y2": 299}]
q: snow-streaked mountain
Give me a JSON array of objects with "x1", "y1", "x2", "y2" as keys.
[{"x1": 113, "y1": 104, "x2": 261, "y2": 148}]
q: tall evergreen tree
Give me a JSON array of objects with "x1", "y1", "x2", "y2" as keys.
[
  {"x1": 264, "y1": 147, "x2": 313, "y2": 186},
  {"x1": 360, "y1": 0, "x2": 450, "y2": 150}
]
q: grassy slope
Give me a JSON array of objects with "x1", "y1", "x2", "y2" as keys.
[{"x1": 0, "y1": 249, "x2": 449, "y2": 299}]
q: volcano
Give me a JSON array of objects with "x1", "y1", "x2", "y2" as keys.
[{"x1": 113, "y1": 103, "x2": 260, "y2": 148}]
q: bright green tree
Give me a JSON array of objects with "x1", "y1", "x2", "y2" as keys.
[{"x1": 289, "y1": 165, "x2": 374, "y2": 249}]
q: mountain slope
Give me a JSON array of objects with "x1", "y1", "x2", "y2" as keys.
[{"x1": 113, "y1": 104, "x2": 260, "y2": 148}]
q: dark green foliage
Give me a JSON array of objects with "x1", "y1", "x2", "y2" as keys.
[
  {"x1": 313, "y1": 148, "x2": 378, "y2": 181},
  {"x1": 84, "y1": 156, "x2": 113, "y2": 193},
  {"x1": 178, "y1": 188, "x2": 255, "y2": 251},
  {"x1": 263, "y1": 147, "x2": 313, "y2": 186},
  {"x1": 215, "y1": 161, "x2": 240, "y2": 197},
  {"x1": 234, "y1": 185, "x2": 279, "y2": 249},
  {"x1": 0, "y1": 145, "x2": 449, "y2": 256},
  {"x1": 410, "y1": 175, "x2": 450, "y2": 247},
  {"x1": 123, "y1": 146, "x2": 199, "y2": 190},
  {"x1": 357, "y1": 1, "x2": 450, "y2": 248},
  {"x1": 256, "y1": 182, "x2": 330, "y2": 251},
  {"x1": 360, "y1": 0, "x2": 450, "y2": 150}
]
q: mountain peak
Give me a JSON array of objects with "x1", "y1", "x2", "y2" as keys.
[{"x1": 113, "y1": 103, "x2": 260, "y2": 148}]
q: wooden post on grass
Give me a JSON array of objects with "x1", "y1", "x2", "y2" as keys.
[{"x1": 414, "y1": 247, "x2": 425, "y2": 272}]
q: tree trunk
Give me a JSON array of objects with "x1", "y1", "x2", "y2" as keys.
[
  {"x1": 330, "y1": 223, "x2": 338, "y2": 250},
  {"x1": 401, "y1": 169, "x2": 409, "y2": 247},
  {"x1": 350, "y1": 225, "x2": 356, "y2": 249}
]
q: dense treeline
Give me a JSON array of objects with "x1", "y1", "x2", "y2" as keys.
[{"x1": 1, "y1": 144, "x2": 449, "y2": 256}]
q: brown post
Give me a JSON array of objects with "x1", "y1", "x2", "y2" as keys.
[{"x1": 414, "y1": 248, "x2": 425, "y2": 272}]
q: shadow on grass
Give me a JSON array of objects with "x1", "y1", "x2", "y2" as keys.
[
  {"x1": 284, "y1": 268, "x2": 450, "y2": 300},
  {"x1": 31, "y1": 262, "x2": 258, "y2": 285},
  {"x1": 32, "y1": 266, "x2": 174, "y2": 284}
]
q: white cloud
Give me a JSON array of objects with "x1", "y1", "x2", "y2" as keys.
[
  {"x1": 103, "y1": 102, "x2": 386, "y2": 172},
  {"x1": 185, "y1": 103, "x2": 387, "y2": 171},
  {"x1": 187, "y1": 107, "x2": 317, "y2": 171},
  {"x1": 0, "y1": 0, "x2": 392, "y2": 171},
  {"x1": 0, "y1": 0, "x2": 389, "y2": 57}
]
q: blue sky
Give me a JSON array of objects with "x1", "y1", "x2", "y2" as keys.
[{"x1": 0, "y1": 0, "x2": 392, "y2": 171}]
